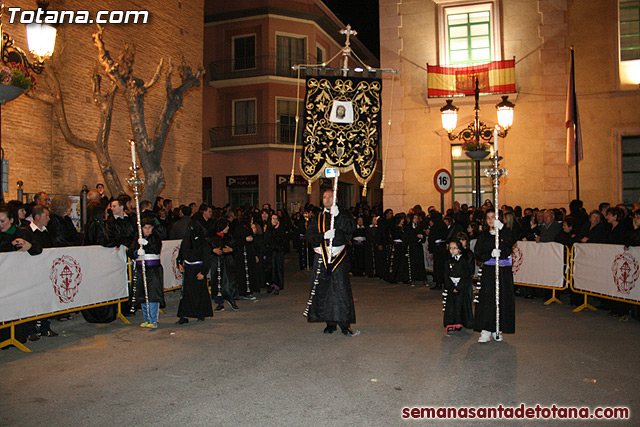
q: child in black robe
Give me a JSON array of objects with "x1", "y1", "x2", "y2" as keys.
[
  {"x1": 127, "y1": 218, "x2": 164, "y2": 328},
  {"x1": 443, "y1": 239, "x2": 474, "y2": 334}
]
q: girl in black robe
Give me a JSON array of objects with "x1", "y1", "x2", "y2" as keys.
[
  {"x1": 251, "y1": 220, "x2": 268, "y2": 291},
  {"x1": 127, "y1": 218, "x2": 164, "y2": 328},
  {"x1": 405, "y1": 213, "x2": 427, "y2": 284},
  {"x1": 176, "y1": 213, "x2": 214, "y2": 323},
  {"x1": 365, "y1": 216, "x2": 382, "y2": 278},
  {"x1": 474, "y1": 211, "x2": 516, "y2": 342},
  {"x1": 428, "y1": 211, "x2": 448, "y2": 290},
  {"x1": 443, "y1": 239, "x2": 474, "y2": 333},
  {"x1": 264, "y1": 214, "x2": 286, "y2": 294},
  {"x1": 350, "y1": 216, "x2": 367, "y2": 276},
  {"x1": 233, "y1": 215, "x2": 258, "y2": 299},
  {"x1": 387, "y1": 215, "x2": 409, "y2": 284},
  {"x1": 210, "y1": 218, "x2": 240, "y2": 312}
]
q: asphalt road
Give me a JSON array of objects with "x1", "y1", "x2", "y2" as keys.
[{"x1": 1, "y1": 256, "x2": 638, "y2": 426}]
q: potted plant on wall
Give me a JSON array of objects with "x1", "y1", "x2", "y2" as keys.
[
  {"x1": 0, "y1": 62, "x2": 36, "y2": 104},
  {"x1": 462, "y1": 139, "x2": 490, "y2": 161}
]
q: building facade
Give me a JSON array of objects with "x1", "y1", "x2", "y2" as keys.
[
  {"x1": 380, "y1": 0, "x2": 640, "y2": 212},
  {"x1": 0, "y1": 0, "x2": 204, "y2": 205},
  {"x1": 203, "y1": 0, "x2": 381, "y2": 211}
]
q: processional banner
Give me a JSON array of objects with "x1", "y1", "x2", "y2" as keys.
[{"x1": 301, "y1": 76, "x2": 382, "y2": 187}]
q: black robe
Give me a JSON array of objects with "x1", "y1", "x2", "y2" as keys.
[
  {"x1": 176, "y1": 219, "x2": 213, "y2": 318},
  {"x1": 428, "y1": 220, "x2": 448, "y2": 286},
  {"x1": 210, "y1": 232, "x2": 239, "y2": 302},
  {"x1": 365, "y1": 224, "x2": 381, "y2": 278},
  {"x1": 264, "y1": 225, "x2": 286, "y2": 290},
  {"x1": 387, "y1": 226, "x2": 408, "y2": 284},
  {"x1": 350, "y1": 225, "x2": 367, "y2": 276},
  {"x1": 306, "y1": 209, "x2": 356, "y2": 325},
  {"x1": 443, "y1": 250, "x2": 474, "y2": 328},
  {"x1": 233, "y1": 224, "x2": 259, "y2": 294},
  {"x1": 48, "y1": 214, "x2": 80, "y2": 247},
  {"x1": 473, "y1": 228, "x2": 516, "y2": 334},
  {"x1": 405, "y1": 223, "x2": 427, "y2": 282},
  {"x1": 81, "y1": 219, "x2": 118, "y2": 323},
  {"x1": 127, "y1": 232, "x2": 165, "y2": 305}
]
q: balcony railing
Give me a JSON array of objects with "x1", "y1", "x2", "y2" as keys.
[
  {"x1": 209, "y1": 55, "x2": 310, "y2": 81},
  {"x1": 209, "y1": 122, "x2": 303, "y2": 149}
]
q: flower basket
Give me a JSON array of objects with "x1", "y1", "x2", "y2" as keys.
[
  {"x1": 0, "y1": 84, "x2": 24, "y2": 104},
  {"x1": 465, "y1": 150, "x2": 490, "y2": 161}
]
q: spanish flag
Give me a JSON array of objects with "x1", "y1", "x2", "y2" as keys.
[{"x1": 427, "y1": 60, "x2": 516, "y2": 98}]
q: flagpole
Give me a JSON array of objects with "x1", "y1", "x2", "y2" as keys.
[{"x1": 571, "y1": 47, "x2": 580, "y2": 200}]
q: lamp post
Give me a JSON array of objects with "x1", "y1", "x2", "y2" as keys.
[
  {"x1": 0, "y1": 0, "x2": 56, "y2": 203},
  {"x1": 440, "y1": 78, "x2": 514, "y2": 208}
]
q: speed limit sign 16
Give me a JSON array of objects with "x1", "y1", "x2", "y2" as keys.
[{"x1": 434, "y1": 169, "x2": 452, "y2": 194}]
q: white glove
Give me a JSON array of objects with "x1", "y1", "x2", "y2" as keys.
[
  {"x1": 330, "y1": 205, "x2": 339, "y2": 216},
  {"x1": 494, "y1": 219, "x2": 504, "y2": 230},
  {"x1": 138, "y1": 237, "x2": 148, "y2": 246},
  {"x1": 137, "y1": 248, "x2": 145, "y2": 256},
  {"x1": 324, "y1": 229, "x2": 335, "y2": 240},
  {"x1": 491, "y1": 248, "x2": 501, "y2": 258}
]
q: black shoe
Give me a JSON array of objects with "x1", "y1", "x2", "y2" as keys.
[
  {"x1": 341, "y1": 327, "x2": 354, "y2": 336},
  {"x1": 273, "y1": 289, "x2": 280, "y2": 295},
  {"x1": 197, "y1": 317, "x2": 205, "y2": 321},
  {"x1": 228, "y1": 301, "x2": 239, "y2": 311},
  {"x1": 176, "y1": 317, "x2": 189, "y2": 324},
  {"x1": 266, "y1": 286, "x2": 274, "y2": 294},
  {"x1": 214, "y1": 304, "x2": 225, "y2": 312},
  {"x1": 43, "y1": 330, "x2": 59, "y2": 337},
  {"x1": 323, "y1": 325, "x2": 337, "y2": 334}
]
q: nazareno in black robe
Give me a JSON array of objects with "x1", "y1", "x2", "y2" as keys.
[
  {"x1": 473, "y1": 227, "x2": 516, "y2": 334},
  {"x1": 176, "y1": 219, "x2": 213, "y2": 318},
  {"x1": 405, "y1": 223, "x2": 427, "y2": 283},
  {"x1": 306, "y1": 209, "x2": 356, "y2": 325},
  {"x1": 233, "y1": 224, "x2": 260, "y2": 295},
  {"x1": 443, "y1": 249, "x2": 474, "y2": 329},
  {"x1": 127, "y1": 232, "x2": 165, "y2": 305},
  {"x1": 264, "y1": 225, "x2": 286, "y2": 290},
  {"x1": 350, "y1": 225, "x2": 367, "y2": 276},
  {"x1": 210, "y1": 232, "x2": 239, "y2": 302}
]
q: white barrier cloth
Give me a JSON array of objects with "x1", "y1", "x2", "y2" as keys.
[
  {"x1": 573, "y1": 243, "x2": 640, "y2": 302},
  {"x1": 0, "y1": 246, "x2": 128, "y2": 323},
  {"x1": 512, "y1": 241, "x2": 565, "y2": 288},
  {"x1": 161, "y1": 240, "x2": 183, "y2": 290}
]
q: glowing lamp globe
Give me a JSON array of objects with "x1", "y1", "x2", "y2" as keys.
[
  {"x1": 26, "y1": 23, "x2": 57, "y2": 59},
  {"x1": 496, "y1": 96, "x2": 515, "y2": 130}
]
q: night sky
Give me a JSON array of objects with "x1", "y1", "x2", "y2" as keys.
[{"x1": 321, "y1": 0, "x2": 380, "y2": 58}]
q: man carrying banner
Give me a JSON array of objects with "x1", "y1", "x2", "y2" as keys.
[{"x1": 306, "y1": 189, "x2": 356, "y2": 336}]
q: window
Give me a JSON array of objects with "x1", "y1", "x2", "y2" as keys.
[
  {"x1": 276, "y1": 35, "x2": 306, "y2": 77},
  {"x1": 316, "y1": 44, "x2": 325, "y2": 64},
  {"x1": 202, "y1": 177, "x2": 212, "y2": 206},
  {"x1": 448, "y1": 11, "x2": 491, "y2": 64},
  {"x1": 233, "y1": 99, "x2": 256, "y2": 135},
  {"x1": 622, "y1": 136, "x2": 640, "y2": 205},
  {"x1": 233, "y1": 35, "x2": 256, "y2": 70},
  {"x1": 451, "y1": 145, "x2": 493, "y2": 207},
  {"x1": 437, "y1": 1, "x2": 501, "y2": 65},
  {"x1": 620, "y1": 0, "x2": 640, "y2": 61},
  {"x1": 277, "y1": 99, "x2": 301, "y2": 144}
]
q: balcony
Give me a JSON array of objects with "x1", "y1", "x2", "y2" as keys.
[
  {"x1": 209, "y1": 122, "x2": 303, "y2": 150},
  {"x1": 209, "y1": 55, "x2": 310, "y2": 81}
]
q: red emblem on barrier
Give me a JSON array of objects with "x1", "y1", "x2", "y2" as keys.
[
  {"x1": 511, "y1": 246, "x2": 524, "y2": 274},
  {"x1": 611, "y1": 249, "x2": 639, "y2": 294},
  {"x1": 171, "y1": 244, "x2": 183, "y2": 281},
  {"x1": 50, "y1": 255, "x2": 83, "y2": 303}
]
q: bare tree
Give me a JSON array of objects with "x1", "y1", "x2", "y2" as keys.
[
  {"x1": 27, "y1": 62, "x2": 124, "y2": 197},
  {"x1": 93, "y1": 25, "x2": 205, "y2": 201}
]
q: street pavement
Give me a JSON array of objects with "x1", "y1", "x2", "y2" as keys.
[{"x1": 1, "y1": 255, "x2": 639, "y2": 426}]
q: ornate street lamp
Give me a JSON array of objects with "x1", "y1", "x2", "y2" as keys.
[
  {"x1": 440, "y1": 78, "x2": 514, "y2": 208},
  {"x1": 0, "y1": 0, "x2": 56, "y2": 203}
]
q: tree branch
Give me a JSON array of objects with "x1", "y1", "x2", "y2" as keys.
[{"x1": 144, "y1": 58, "x2": 164, "y2": 90}]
